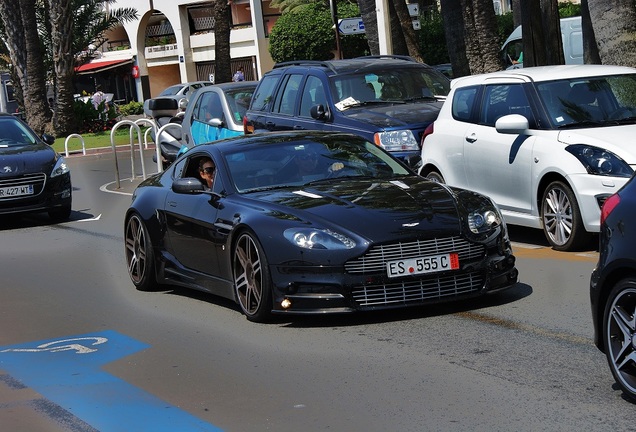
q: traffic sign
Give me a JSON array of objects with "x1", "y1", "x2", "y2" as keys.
[{"x1": 338, "y1": 17, "x2": 365, "y2": 35}]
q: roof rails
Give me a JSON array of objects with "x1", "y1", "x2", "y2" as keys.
[
  {"x1": 273, "y1": 60, "x2": 337, "y2": 73},
  {"x1": 355, "y1": 55, "x2": 417, "y2": 62}
]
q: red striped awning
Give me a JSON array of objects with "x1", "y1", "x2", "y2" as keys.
[{"x1": 75, "y1": 58, "x2": 133, "y2": 75}]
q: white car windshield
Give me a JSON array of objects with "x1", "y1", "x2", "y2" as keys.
[{"x1": 535, "y1": 74, "x2": 636, "y2": 127}]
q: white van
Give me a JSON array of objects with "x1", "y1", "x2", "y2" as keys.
[{"x1": 501, "y1": 16, "x2": 583, "y2": 68}]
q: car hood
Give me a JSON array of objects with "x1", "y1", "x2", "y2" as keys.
[
  {"x1": 0, "y1": 143, "x2": 56, "y2": 176},
  {"x1": 341, "y1": 101, "x2": 443, "y2": 128},
  {"x1": 557, "y1": 125, "x2": 636, "y2": 164},
  {"x1": 247, "y1": 176, "x2": 464, "y2": 242}
]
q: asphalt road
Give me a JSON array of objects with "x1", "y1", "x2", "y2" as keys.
[{"x1": 0, "y1": 149, "x2": 633, "y2": 432}]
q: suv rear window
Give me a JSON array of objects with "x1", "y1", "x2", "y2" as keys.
[{"x1": 250, "y1": 75, "x2": 279, "y2": 111}]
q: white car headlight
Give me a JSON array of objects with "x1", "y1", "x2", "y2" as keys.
[
  {"x1": 284, "y1": 228, "x2": 356, "y2": 250},
  {"x1": 374, "y1": 130, "x2": 418, "y2": 152},
  {"x1": 566, "y1": 144, "x2": 633, "y2": 177},
  {"x1": 51, "y1": 156, "x2": 69, "y2": 178}
]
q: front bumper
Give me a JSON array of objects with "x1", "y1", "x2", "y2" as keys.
[{"x1": 269, "y1": 245, "x2": 518, "y2": 315}]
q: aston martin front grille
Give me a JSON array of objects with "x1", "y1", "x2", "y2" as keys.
[
  {"x1": 344, "y1": 237, "x2": 485, "y2": 274},
  {"x1": 352, "y1": 271, "x2": 484, "y2": 307}
]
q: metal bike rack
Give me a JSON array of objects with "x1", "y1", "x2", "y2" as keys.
[
  {"x1": 109, "y1": 120, "x2": 146, "y2": 190},
  {"x1": 64, "y1": 134, "x2": 86, "y2": 157},
  {"x1": 134, "y1": 118, "x2": 156, "y2": 150}
]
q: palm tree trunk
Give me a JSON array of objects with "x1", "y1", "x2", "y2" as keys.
[
  {"x1": 19, "y1": 0, "x2": 51, "y2": 134},
  {"x1": 0, "y1": 1, "x2": 27, "y2": 114},
  {"x1": 439, "y1": 0, "x2": 470, "y2": 77},
  {"x1": 588, "y1": 0, "x2": 636, "y2": 67},
  {"x1": 213, "y1": 0, "x2": 232, "y2": 83},
  {"x1": 48, "y1": 0, "x2": 76, "y2": 136}
]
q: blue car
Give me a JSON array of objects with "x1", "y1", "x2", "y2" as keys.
[{"x1": 181, "y1": 81, "x2": 257, "y2": 148}]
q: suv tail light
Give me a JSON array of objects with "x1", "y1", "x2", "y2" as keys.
[
  {"x1": 243, "y1": 116, "x2": 254, "y2": 134},
  {"x1": 600, "y1": 193, "x2": 620, "y2": 225},
  {"x1": 421, "y1": 123, "x2": 434, "y2": 147}
]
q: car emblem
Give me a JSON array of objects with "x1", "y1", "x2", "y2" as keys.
[
  {"x1": 3, "y1": 166, "x2": 11, "y2": 173},
  {"x1": 402, "y1": 222, "x2": 419, "y2": 227}
]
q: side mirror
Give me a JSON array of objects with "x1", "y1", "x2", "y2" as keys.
[
  {"x1": 42, "y1": 133, "x2": 55, "y2": 145},
  {"x1": 208, "y1": 118, "x2": 223, "y2": 127},
  {"x1": 495, "y1": 114, "x2": 529, "y2": 135},
  {"x1": 310, "y1": 104, "x2": 330, "y2": 121},
  {"x1": 172, "y1": 177, "x2": 205, "y2": 194}
]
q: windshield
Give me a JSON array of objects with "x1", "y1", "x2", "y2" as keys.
[
  {"x1": 0, "y1": 117, "x2": 38, "y2": 147},
  {"x1": 330, "y1": 67, "x2": 450, "y2": 110},
  {"x1": 224, "y1": 135, "x2": 411, "y2": 193},
  {"x1": 535, "y1": 74, "x2": 636, "y2": 127}
]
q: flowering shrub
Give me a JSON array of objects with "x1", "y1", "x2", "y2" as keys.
[{"x1": 73, "y1": 99, "x2": 119, "y2": 134}]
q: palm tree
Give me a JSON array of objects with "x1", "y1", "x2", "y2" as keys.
[
  {"x1": 213, "y1": 0, "x2": 232, "y2": 83},
  {"x1": 588, "y1": 0, "x2": 636, "y2": 67},
  {"x1": 0, "y1": 1, "x2": 27, "y2": 113},
  {"x1": 439, "y1": 0, "x2": 470, "y2": 77},
  {"x1": 20, "y1": 0, "x2": 51, "y2": 134}
]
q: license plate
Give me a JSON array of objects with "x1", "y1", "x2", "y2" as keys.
[
  {"x1": 0, "y1": 184, "x2": 34, "y2": 198},
  {"x1": 387, "y1": 253, "x2": 459, "y2": 278}
]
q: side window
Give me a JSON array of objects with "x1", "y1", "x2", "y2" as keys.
[
  {"x1": 451, "y1": 87, "x2": 478, "y2": 122},
  {"x1": 274, "y1": 73, "x2": 303, "y2": 115},
  {"x1": 202, "y1": 92, "x2": 223, "y2": 121},
  {"x1": 250, "y1": 75, "x2": 279, "y2": 112},
  {"x1": 481, "y1": 84, "x2": 532, "y2": 127},
  {"x1": 300, "y1": 76, "x2": 326, "y2": 117}
]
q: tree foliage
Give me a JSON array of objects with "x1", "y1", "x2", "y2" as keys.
[
  {"x1": 0, "y1": 0, "x2": 136, "y2": 135},
  {"x1": 269, "y1": 1, "x2": 368, "y2": 62}
]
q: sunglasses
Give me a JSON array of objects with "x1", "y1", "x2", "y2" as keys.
[{"x1": 201, "y1": 166, "x2": 215, "y2": 174}]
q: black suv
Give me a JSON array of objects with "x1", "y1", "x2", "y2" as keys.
[{"x1": 243, "y1": 56, "x2": 450, "y2": 165}]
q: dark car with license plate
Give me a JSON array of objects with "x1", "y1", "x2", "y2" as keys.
[
  {"x1": 125, "y1": 131, "x2": 517, "y2": 322},
  {"x1": 591, "y1": 173, "x2": 636, "y2": 401},
  {"x1": 243, "y1": 56, "x2": 450, "y2": 167},
  {"x1": 0, "y1": 113, "x2": 72, "y2": 220}
]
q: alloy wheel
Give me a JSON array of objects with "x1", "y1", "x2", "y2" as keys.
[
  {"x1": 233, "y1": 233, "x2": 264, "y2": 317},
  {"x1": 606, "y1": 285, "x2": 636, "y2": 398},
  {"x1": 125, "y1": 215, "x2": 148, "y2": 285},
  {"x1": 542, "y1": 185, "x2": 573, "y2": 247}
]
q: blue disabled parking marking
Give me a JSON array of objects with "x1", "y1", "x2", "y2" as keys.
[{"x1": 0, "y1": 330, "x2": 222, "y2": 432}]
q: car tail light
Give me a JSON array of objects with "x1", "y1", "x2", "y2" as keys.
[
  {"x1": 600, "y1": 193, "x2": 620, "y2": 225},
  {"x1": 421, "y1": 123, "x2": 434, "y2": 147},
  {"x1": 243, "y1": 116, "x2": 254, "y2": 134}
]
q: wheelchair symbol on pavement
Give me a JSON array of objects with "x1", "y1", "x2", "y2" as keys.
[{"x1": 0, "y1": 336, "x2": 108, "y2": 354}]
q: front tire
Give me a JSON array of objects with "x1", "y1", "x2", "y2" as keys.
[
  {"x1": 603, "y1": 278, "x2": 636, "y2": 401},
  {"x1": 541, "y1": 181, "x2": 591, "y2": 251},
  {"x1": 424, "y1": 170, "x2": 445, "y2": 184},
  {"x1": 49, "y1": 204, "x2": 71, "y2": 221},
  {"x1": 233, "y1": 232, "x2": 273, "y2": 323},
  {"x1": 124, "y1": 213, "x2": 159, "y2": 292}
]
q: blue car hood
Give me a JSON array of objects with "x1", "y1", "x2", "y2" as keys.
[
  {"x1": 341, "y1": 101, "x2": 443, "y2": 128},
  {"x1": 247, "y1": 176, "x2": 463, "y2": 242}
]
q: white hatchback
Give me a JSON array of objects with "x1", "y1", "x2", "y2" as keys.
[{"x1": 419, "y1": 65, "x2": 636, "y2": 251}]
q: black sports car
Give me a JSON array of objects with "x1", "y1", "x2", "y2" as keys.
[
  {"x1": 125, "y1": 131, "x2": 518, "y2": 322},
  {"x1": 590, "y1": 173, "x2": 636, "y2": 401},
  {"x1": 0, "y1": 113, "x2": 72, "y2": 220}
]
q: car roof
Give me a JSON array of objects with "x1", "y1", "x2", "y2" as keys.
[
  {"x1": 202, "y1": 81, "x2": 258, "y2": 91},
  {"x1": 451, "y1": 64, "x2": 636, "y2": 88},
  {"x1": 271, "y1": 55, "x2": 431, "y2": 75}
]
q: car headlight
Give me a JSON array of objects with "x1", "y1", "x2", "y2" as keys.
[
  {"x1": 374, "y1": 130, "x2": 418, "y2": 152},
  {"x1": 284, "y1": 228, "x2": 356, "y2": 250},
  {"x1": 51, "y1": 156, "x2": 69, "y2": 178},
  {"x1": 467, "y1": 208, "x2": 501, "y2": 234},
  {"x1": 566, "y1": 144, "x2": 633, "y2": 177}
]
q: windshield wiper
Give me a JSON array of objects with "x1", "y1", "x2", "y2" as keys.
[
  {"x1": 403, "y1": 95, "x2": 438, "y2": 102},
  {"x1": 557, "y1": 120, "x2": 604, "y2": 129}
]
